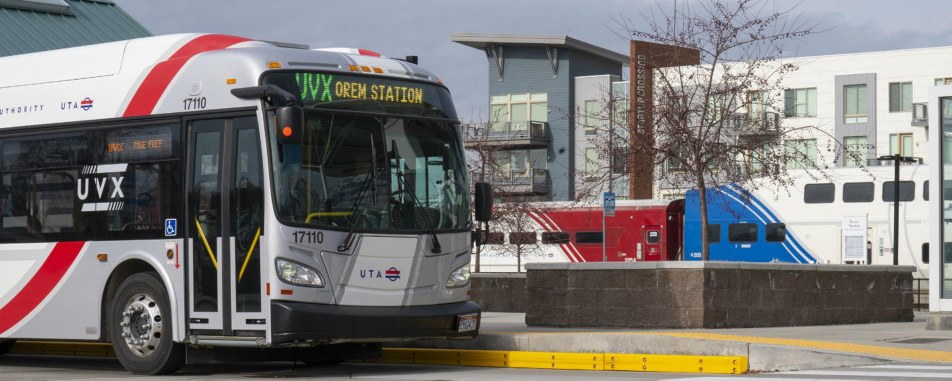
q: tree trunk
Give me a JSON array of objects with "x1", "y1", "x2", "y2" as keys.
[{"x1": 697, "y1": 176, "x2": 710, "y2": 261}]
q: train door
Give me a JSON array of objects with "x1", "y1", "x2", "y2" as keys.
[
  {"x1": 186, "y1": 115, "x2": 266, "y2": 337},
  {"x1": 643, "y1": 225, "x2": 663, "y2": 261}
]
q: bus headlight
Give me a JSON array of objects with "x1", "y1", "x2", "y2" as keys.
[
  {"x1": 446, "y1": 265, "x2": 471, "y2": 288},
  {"x1": 276, "y1": 258, "x2": 325, "y2": 288}
]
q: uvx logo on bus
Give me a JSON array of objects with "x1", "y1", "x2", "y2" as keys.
[
  {"x1": 76, "y1": 164, "x2": 126, "y2": 212},
  {"x1": 360, "y1": 267, "x2": 401, "y2": 282}
]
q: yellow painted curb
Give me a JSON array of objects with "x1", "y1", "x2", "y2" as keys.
[
  {"x1": 11, "y1": 341, "x2": 115, "y2": 358},
  {"x1": 375, "y1": 348, "x2": 748, "y2": 374}
]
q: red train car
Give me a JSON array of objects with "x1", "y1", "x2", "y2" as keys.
[{"x1": 474, "y1": 200, "x2": 683, "y2": 272}]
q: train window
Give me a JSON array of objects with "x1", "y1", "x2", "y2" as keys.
[
  {"x1": 924, "y1": 180, "x2": 929, "y2": 201},
  {"x1": 509, "y1": 232, "x2": 537, "y2": 245},
  {"x1": 575, "y1": 231, "x2": 603, "y2": 244},
  {"x1": 842, "y1": 182, "x2": 874, "y2": 203},
  {"x1": 728, "y1": 223, "x2": 758, "y2": 242},
  {"x1": 765, "y1": 223, "x2": 786, "y2": 242},
  {"x1": 708, "y1": 224, "x2": 721, "y2": 243},
  {"x1": 485, "y1": 232, "x2": 504, "y2": 245},
  {"x1": 646, "y1": 230, "x2": 661, "y2": 244},
  {"x1": 542, "y1": 232, "x2": 570, "y2": 244},
  {"x1": 804, "y1": 183, "x2": 834, "y2": 203},
  {"x1": 882, "y1": 181, "x2": 915, "y2": 202}
]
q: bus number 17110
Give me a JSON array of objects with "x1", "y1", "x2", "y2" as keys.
[{"x1": 292, "y1": 230, "x2": 323, "y2": 244}]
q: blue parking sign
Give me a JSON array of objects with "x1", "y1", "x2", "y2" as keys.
[
  {"x1": 603, "y1": 192, "x2": 615, "y2": 217},
  {"x1": 165, "y1": 218, "x2": 177, "y2": 237}
]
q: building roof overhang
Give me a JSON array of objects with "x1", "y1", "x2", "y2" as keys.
[{"x1": 451, "y1": 33, "x2": 629, "y2": 64}]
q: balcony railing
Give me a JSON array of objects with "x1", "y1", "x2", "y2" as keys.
[
  {"x1": 490, "y1": 168, "x2": 549, "y2": 195},
  {"x1": 727, "y1": 111, "x2": 781, "y2": 134},
  {"x1": 463, "y1": 121, "x2": 548, "y2": 148}
]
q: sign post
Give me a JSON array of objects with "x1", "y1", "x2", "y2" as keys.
[{"x1": 603, "y1": 191, "x2": 615, "y2": 262}]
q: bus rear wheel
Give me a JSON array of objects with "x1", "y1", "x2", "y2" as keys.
[
  {"x1": 0, "y1": 340, "x2": 15, "y2": 356},
  {"x1": 108, "y1": 272, "x2": 184, "y2": 375}
]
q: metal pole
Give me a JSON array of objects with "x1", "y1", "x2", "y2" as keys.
[{"x1": 893, "y1": 153, "x2": 900, "y2": 266}]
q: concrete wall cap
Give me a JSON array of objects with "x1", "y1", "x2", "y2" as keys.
[{"x1": 472, "y1": 272, "x2": 527, "y2": 279}]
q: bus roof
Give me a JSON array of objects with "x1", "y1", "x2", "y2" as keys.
[{"x1": 0, "y1": 33, "x2": 443, "y2": 129}]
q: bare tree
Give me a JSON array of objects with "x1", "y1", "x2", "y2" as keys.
[{"x1": 613, "y1": 0, "x2": 833, "y2": 260}]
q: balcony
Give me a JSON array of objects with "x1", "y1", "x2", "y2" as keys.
[
  {"x1": 490, "y1": 169, "x2": 550, "y2": 195},
  {"x1": 912, "y1": 102, "x2": 927, "y2": 127},
  {"x1": 463, "y1": 121, "x2": 549, "y2": 148}
]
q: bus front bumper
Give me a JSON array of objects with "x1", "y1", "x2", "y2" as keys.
[{"x1": 270, "y1": 300, "x2": 481, "y2": 345}]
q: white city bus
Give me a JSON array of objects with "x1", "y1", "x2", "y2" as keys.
[{"x1": 0, "y1": 34, "x2": 482, "y2": 374}]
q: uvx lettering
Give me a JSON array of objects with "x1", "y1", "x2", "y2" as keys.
[{"x1": 77, "y1": 164, "x2": 127, "y2": 212}]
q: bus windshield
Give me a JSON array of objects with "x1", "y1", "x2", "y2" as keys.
[{"x1": 270, "y1": 111, "x2": 470, "y2": 231}]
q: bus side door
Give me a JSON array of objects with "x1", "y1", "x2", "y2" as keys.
[{"x1": 186, "y1": 115, "x2": 265, "y2": 337}]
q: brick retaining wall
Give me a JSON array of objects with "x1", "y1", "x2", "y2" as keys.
[{"x1": 523, "y1": 262, "x2": 915, "y2": 328}]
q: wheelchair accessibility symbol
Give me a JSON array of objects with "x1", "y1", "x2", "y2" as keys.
[{"x1": 165, "y1": 219, "x2": 177, "y2": 237}]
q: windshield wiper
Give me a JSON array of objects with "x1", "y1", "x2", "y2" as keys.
[
  {"x1": 391, "y1": 140, "x2": 442, "y2": 254},
  {"x1": 337, "y1": 134, "x2": 378, "y2": 252}
]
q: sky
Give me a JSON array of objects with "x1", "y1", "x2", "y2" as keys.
[{"x1": 112, "y1": 0, "x2": 952, "y2": 122}]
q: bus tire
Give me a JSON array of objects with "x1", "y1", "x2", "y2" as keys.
[
  {"x1": 108, "y1": 272, "x2": 184, "y2": 375},
  {"x1": 0, "y1": 340, "x2": 15, "y2": 356}
]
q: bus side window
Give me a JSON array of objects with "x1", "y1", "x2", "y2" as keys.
[
  {"x1": 922, "y1": 242, "x2": 929, "y2": 264},
  {"x1": 843, "y1": 182, "x2": 874, "y2": 203},
  {"x1": 804, "y1": 183, "x2": 834, "y2": 203},
  {"x1": 485, "y1": 232, "x2": 504, "y2": 245},
  {"x1": 766, "y1": 223, "x2": 786, "y2": 242},
  {"x1": 509, "y1": 232, "x2": 537, "y2": 245}
]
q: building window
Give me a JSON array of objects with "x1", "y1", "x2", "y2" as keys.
[
  {"x1": 585, "y1": 147, "x2": 598, "y2": 174},
  {"x1": 784, "y1": 88, "x2": 816, "y2": 117},
  {"x1": 489, "y1": 93, "x2": 547, "y2": 133},
  {"x1": 890, "y1": 133, "x2": 913, "y2": 156},
  {"x1": 889, "y1": 82, "x2": 912, "y2": 112},
  {"x1": 584, "y1": 100, "x2": 598, "y2": 136},
  {"x1": 804, "y1": 183, "x2": 835, "y2": 204},
  {"x1": 785, "y1": 139, "x2": 817, "y2": 170},
  {"x1": 935, "y1": 78, "x2": 952, "y2": 86},
  {"x1": 843, "y1": 84, "x2": 868, "y2": 124},
  {"x1": 844, "y1": 136, "x2": 868, "y2": 167},
  {"x1": 706, "y1": 93, "x2": 728, "y2": 121},
  {"x1": 748, "y1": 90, "x2": 769, "y2": 120}
]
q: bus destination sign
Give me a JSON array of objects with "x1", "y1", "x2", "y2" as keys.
[{"x1": 295, "y1": 72, "x2": 424, "y2": 105}]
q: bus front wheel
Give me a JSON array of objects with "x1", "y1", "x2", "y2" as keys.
[
  {"x1": 108, "y1": 272, "x2": 184, "y2": 375},
  {"x1": 0, "y1": 340, "x2": 15, "y2": 356}
]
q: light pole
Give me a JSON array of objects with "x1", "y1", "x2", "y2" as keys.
[{"x1": 877, "y1": 154, "x2": 921, "y2": 266}]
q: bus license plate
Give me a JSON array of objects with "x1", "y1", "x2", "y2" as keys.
[{"x1": 457, "y1": 313, "x2": 478, "y2": 332}]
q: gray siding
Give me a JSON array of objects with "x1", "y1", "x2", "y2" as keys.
[
  {"x1": 834, "y1": 73, "x2": 877, "y2": 167},
  {"x1": 485, "y1": 46, "x2": 622, "y2": 201}
]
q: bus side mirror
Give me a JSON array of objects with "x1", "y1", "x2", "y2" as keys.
[
  {"x1": 474, "y1": 182, "x2": 493, "y2": 222},
  {"x1": 275, "y1": 106, "x2": 303, "y2": 145}
]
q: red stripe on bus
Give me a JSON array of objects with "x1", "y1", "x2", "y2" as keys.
[
  {"x1": 0, "y1": 241, "x2": 85, "y2": 335},
  {"x1": 122, "y1": 34, "x2": 251, "y2": 117}
]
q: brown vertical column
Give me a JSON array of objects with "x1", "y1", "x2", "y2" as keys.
[{"x1": 629, "y1": 41, "x2": 700, "y2": 199}]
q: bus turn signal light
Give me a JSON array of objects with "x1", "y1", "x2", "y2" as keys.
[
  {"x1": 96, "y1": 253, "x2": 108, "y2": 262},
  {"x1": 282, "y1": 126, "x2": 293, "y2": 137},
  {"x1": 267, "y1": 61, "x2": 282, "y2": 69},
  {"x1": 226, "y1": 78, "x2": 237, "y2": 85}
]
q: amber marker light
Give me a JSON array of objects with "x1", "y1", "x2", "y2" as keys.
[
  {"x1": 360, "y1": 66, "x2": 371, "y2": 72},
  {"x1": 348, "y1": 65, "x2": 359, "y2": 72},
  {"x1": 226, "y1": 78, "x2": 237, "y2": 85},
  {"x1": 281, "y1": 289, "x2": 294, "y2": 295},
  {"x1": 372, "y1": 67, "x2": 383, "y2": 74},
  {"x1": 267, "y1": 61, "x2": 282, "y2": 69},
  {"x1": 96, "y1": 253, "x2": 108, "y2": 262}
]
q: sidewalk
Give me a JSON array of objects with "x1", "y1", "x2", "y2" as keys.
[{"x1": 398, "y1": 311, "x2": 952, "y2": 372}]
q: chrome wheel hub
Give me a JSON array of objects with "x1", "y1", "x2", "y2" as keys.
[{"x1": 119, "y1": 293, "x2": 163, "y2": 357}]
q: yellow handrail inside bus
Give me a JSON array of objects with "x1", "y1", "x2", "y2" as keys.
[
  {"x1": 194, "y1": 218, "x2": 218, "y2": 270},
  {"x1": 238, "y1": 227, "x2": 261, "y2": 282},
  {"x1": 304, "y1": 211, "x2": 352, "y2": 223}
]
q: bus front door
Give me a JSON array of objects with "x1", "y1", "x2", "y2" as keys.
[{"x1": 186, "y1": 115, "x2": 265, "y2": 337}]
